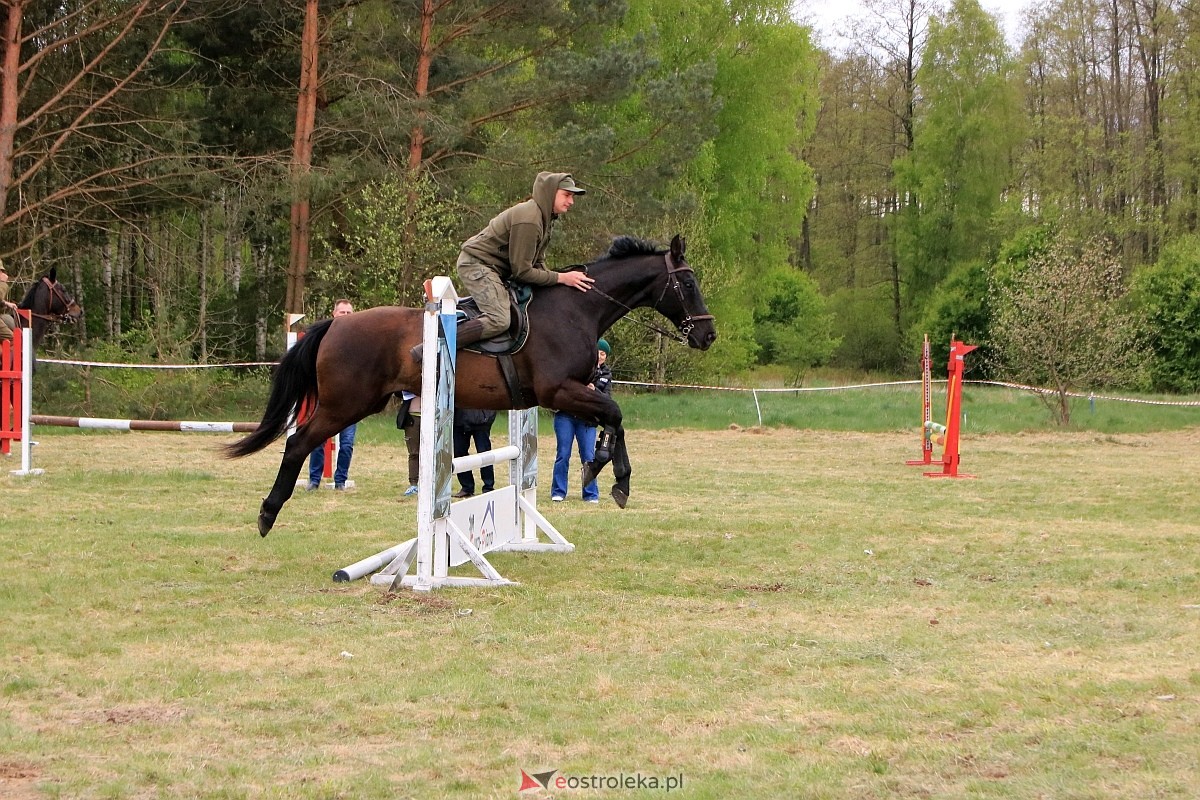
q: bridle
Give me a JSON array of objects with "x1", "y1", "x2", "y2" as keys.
[
  {"x1": 25, "y1": 276, "x2": 81, "y2": 324},
  {"x1": 657, "y1": 250, "x2": 714, "y2": 341},
  {"x1": 587, "y1": 252, "x2": 714, "y2": 344}
]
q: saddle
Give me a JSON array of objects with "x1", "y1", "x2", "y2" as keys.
[
  {"x1": 455, "y1": 282, "x2": 533, "y2": 355},
  {"x1": 453, "y1": 282, "x2": 534, "y2": 407}
]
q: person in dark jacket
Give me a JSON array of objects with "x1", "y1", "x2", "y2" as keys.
[
  {"x1": 411, "y1": 172, "x2": 593, "y2": 363},
  {"x1": 452, "y1": 407, "x2": 498, "y2": 498},
  {"x1": 552, "y1": 340, "x2": 612, "y2": 503}
]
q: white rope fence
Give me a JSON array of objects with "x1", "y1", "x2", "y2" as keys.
[
  {"x1": 613, "y1": 378, "x2": 1200, "y2": 426},
  {"x1": 36, "y1": 359, "x2": 1200, "y2": 427},
  {"x1": 40, "y1": 358, "x2": 273, "y2": 369}
]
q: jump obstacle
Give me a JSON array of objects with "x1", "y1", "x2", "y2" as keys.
[
  {"x1": 1, "y1": 311, "x2": 39, "y2": 476},
  {"x1": 333, "y1": 276, "x2": 574, "y2": 591},
  {"x1": 1, "y1": 327, "x2": 260, "y2": 476},
  {"x1": 906, "y1": 335, "x2": 978, "y2": 479}
]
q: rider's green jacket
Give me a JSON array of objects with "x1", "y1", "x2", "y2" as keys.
[{"x1": 457, "y1": 171, "x2": 574, "y2": 288}]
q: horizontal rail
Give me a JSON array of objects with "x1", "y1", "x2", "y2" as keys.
[
  {"x1": 31, "y1": 415, "x2": 258, "y2": 433},
  {"x1": 451, "y1": 444, "x2": 519, "y2": 473}
]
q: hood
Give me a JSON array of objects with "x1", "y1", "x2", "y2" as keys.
[{"x1": 532, "y1": 171, "x2": 576, "y2": 223}]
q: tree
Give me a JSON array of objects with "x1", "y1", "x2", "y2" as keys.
[
  {"x1": 752, "y1": 268, "x2": 839, "y2": 385},
  {"x1": 894, "y1": 0, "x2": 1022, "y2": 318},
  {"x1": 0, "y1": 0, "x2": 195, "y2": 257},
  {"x1": 311, "y1": 173, "x2": 459, "y2": 309},
  {"x1": 1129, "y1": 234, "x2": 1200, "y2": 392},
  {"x1": 635, "y1": 0, "x2": 819, "y2": 375},
  {"x1": 908, "y1": 258, "x2": 992, "y2": 375},
  {"x1": 989, "y1": 230, "x2": 1146, "y2": 424}
]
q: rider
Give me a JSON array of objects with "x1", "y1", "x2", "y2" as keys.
[
  {"x1": 0, "y1": 259, "x2": 18, "y2": 345},
  {"x1": 412, "y1": 171, "x2": 594, "y2": 362}
]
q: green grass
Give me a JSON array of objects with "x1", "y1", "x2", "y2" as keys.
[
  {"x1": 2, "y1": 422, "x2": 1198, "y2": 798},
  {"x1": 30, "y1": 358, "x2": 1200, "y2": 436},
  {"x1": 34, "y1": 384, "x2": 1199, "y2": 453}
]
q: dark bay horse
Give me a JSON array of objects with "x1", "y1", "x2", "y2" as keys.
[
  {"x1": 17, "y1": 267, "x2": 83, "y2": 349},
  {"x1": 227, "y1": 234, "x2": 717, "y2": 537}
]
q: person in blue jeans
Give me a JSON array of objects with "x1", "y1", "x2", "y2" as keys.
[
  {"x1": 307, "y1": 299, "x2": 356, "y2": 490},
  {"x1": 552, "y1": 339, "x2": 612, "y2": 503},
  {"x1": 308, "y1": 423, "x2": 356, "y2": 490}
]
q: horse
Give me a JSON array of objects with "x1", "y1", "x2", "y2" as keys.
[
  {"x1": 17, "y1": 267, "x2": 83, "y2": 349},
  {"x1": 226, "y1": 234, "x2": 717, "y2": 537}
]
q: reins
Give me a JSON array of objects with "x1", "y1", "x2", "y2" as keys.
[{"x1": 577, "y1": 252, "x2": 713, "y2": 344}]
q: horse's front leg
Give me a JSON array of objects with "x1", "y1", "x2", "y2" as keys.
[
  {"x1": 582, "y1": 425, "x2": 616, "y2": 486},
  {"x1": 609, "y1": 426, "x2": 631, "y2": 508},
  {"x1": 547, "y1": 382, "x2": 629, "y2": 505},
  {"x1": 582, "y1": 424, "x2": 631, "y2": 507}
]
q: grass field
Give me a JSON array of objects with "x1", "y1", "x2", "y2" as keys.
[{"x1": 2, "y1": 412, "x2": 1199, "y2": 798}]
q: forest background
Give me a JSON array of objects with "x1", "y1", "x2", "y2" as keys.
[{"x1": 4, "y1": 0, "x2": 1200, "y2": 413}]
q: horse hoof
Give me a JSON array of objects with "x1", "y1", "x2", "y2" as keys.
[
  {"x1": 611, "y1": 487, "x2": 628, "y2": 509},
  {"x1": 258, "y1": 512, "x2": 276, "y2": 538}
]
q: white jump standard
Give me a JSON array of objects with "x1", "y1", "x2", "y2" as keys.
[{"x1": 333, "y1": 276, "x2": 573, "y2": 591}]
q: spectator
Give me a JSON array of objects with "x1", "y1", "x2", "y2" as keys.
[
  {"x1": 0, "y1": 259, "x2": 17, "y2": 345},
  {"x1": 452, "y1": 407, "x2": 497, "y2": 498},
  {"x1": 552, "y1": 339, "x2": 612, "y2": 503},
  {"x1": 307, "y1": 299, "x2": 357, "y2": 490},
  {"x1": 397, "y1": 391, "x2": 420, "y2": 497}
]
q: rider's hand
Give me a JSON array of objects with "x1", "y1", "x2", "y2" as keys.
[{"x1": 557, "y1": 270, "x2": 594, "y2": 292}]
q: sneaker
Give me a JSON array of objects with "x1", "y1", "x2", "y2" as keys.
[
  {"x1": 306, "y1": 482, "x2": 320, "y2": 491},
  {"x1": 551, "y1": 495, "x2": 565, "y2": 502},
  {"x1": 334, "y1": 483, "x2": 346, "y2": 491},
  {"x1": 404, "y1": 485, "x2": 418, "y2": 496},
  {"x1": 585, "y1": 498, "x2": 600, "y2": 504}
]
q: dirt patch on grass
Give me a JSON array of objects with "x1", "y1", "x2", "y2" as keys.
[
  {"x1": 99, "y1": 703, "x2": 190, "y2": 725},
  {"x1": 0, "y1": 761, "x2": 42, "y2": 800},
  {"x1": 377, "y1": 592, "x2": 458, "y2": 613}
]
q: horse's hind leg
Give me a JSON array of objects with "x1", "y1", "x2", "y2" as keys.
[{"x1": 258, "y1": 418, "x2": 341, "y2": 537}]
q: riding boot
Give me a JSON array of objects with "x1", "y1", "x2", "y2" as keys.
[
  {"x1": 395, "y1": 396, "x2": 413, "y2": 429},
  {"x1": 410, "y1": 318, "x2": 489, "y2": 364}
]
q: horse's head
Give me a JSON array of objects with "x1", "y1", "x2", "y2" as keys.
[
  {"x1": 20, "y1": 267, "x2": 83, "y2": 324},
  {"x1": 656, "y1": 235, "x2": 717, "y2": 351}
]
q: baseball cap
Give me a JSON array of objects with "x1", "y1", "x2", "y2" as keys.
[{"x1": 558, "y1": 175, "x2": 587, "y2": 195}]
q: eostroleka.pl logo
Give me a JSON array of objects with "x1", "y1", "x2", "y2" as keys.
[{"x1": 518, "y1": 769, "x2": 684, "y2": 793}]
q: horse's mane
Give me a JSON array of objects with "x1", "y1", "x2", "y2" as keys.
[
  {"x1": 17, "y1": 280, "x2": 40, "y2": 309},
  {"x1": 605, "y1": 236, "x2": 663, "y2": 260}
]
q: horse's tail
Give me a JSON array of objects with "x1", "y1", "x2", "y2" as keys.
[{"x1": 223, "y1": 319, "x2": 333, "y2": 459}]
